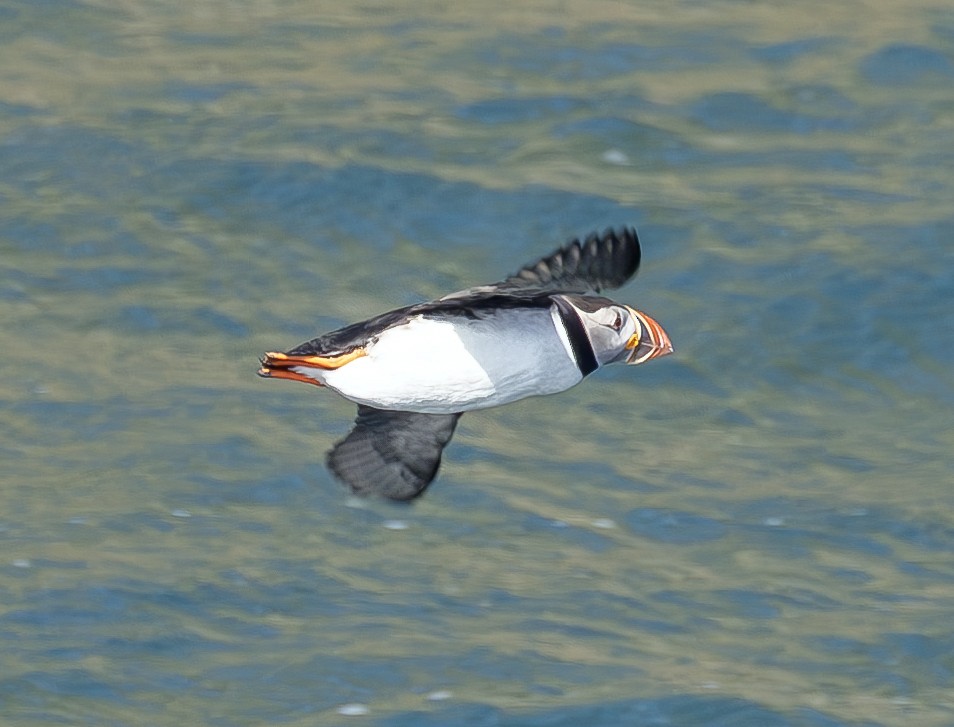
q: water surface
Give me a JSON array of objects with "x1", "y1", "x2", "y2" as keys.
[{"x1": 2, "y1": 1, "x2": 954, "y2": 725}]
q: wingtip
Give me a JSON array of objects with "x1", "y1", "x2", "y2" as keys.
[
  {"x1": 581, "y1": 225, "x2": 642, "y2": 289},
  {"x1": 613, "y1": 226, "x2": 641, "y2": 282}
]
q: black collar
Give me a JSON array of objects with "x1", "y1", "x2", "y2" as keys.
[{"x1": 552, "y1": 296, "x2": 598, "y2": 376}]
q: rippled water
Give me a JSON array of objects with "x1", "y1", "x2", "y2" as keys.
[{"x1": 2, "y1": 1, "x2": 954, "y2": 725}]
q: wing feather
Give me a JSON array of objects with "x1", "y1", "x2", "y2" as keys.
[
  {"x1": 326, "y1": 406, "x2": 461, "y2": 500},
  {"x1": 497, "y1": 226, "x2": 641, "y2": 294},
  {"x1": 441, "y1": 226, "x2": 641, "y2": 301}
]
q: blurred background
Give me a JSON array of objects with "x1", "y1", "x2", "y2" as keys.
[{"x1": 2, "y1": 1, "x2": 953, "y2": 725}]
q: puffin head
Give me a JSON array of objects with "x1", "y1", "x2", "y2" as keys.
[{"x1": 569, "y1": 296, "x2": 673, "y2": 367}]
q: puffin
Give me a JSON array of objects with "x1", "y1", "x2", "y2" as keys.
[{"x1": 258, "y1": 227, "x2": 672, "y2": 501}]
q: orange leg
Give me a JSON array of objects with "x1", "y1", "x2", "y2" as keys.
[
  {"x1": 257, "y1": 347, "x2": 367, "y2": 386},
  {"x1": 260, "y1": 348, "x2": 367, "y2": 370},
  {"x1": 257, "y1": 367, "x2": 325, "y2": 386}
]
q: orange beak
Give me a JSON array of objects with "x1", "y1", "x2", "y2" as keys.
[{"x1": 624, "y1": 308, "x2": 673, "y2": 364}]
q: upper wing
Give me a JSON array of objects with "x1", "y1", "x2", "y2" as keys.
[
  {"x1": 273, "y1": 227, "x2": 641, "y2": 358},
  {"x1": 326, "y1": 406, "x2": 462, "y2": 500},
  {"x1": 500, "y1": 226, "x2": 641, "y2": 293},
  {"x1": 448, "y1": 227, "x2": 641, "y2": 299}
]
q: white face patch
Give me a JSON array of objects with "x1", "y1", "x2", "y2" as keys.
[{"x1": 577, "y1": 305, "x2": 640, "y2": 366}]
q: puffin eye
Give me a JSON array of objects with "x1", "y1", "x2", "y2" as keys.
[{"x1": 611, "y1": 312, "x2": 623, "y2": 331}]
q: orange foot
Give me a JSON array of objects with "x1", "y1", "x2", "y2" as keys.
[{"x1": 257, "y1": 348, "x2": 367, "y2": 386}]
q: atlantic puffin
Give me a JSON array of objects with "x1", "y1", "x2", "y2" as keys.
[{"x1": 258, "y1": 227, "x2": 672, "y2": 501}]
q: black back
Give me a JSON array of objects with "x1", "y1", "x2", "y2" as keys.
[{"x1": 287, "y1": 227, "x2": 641, "y2": 358}]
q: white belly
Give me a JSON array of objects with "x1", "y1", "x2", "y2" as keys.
[{"x1": 297, "y1": 308, "x2": 583, "y2": 414}]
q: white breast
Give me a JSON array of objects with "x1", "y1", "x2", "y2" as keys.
[{"x1": 300, "y1": 307, "x2": 584, "y2": 414}]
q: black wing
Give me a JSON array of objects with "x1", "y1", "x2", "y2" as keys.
[
  {"x1": 281, "y1": 227, "x2": 640, "y2": 358},
  {"x1": 491, "y1": 226, "x2": 641, "y2": 294},
  {"x1": 326, "y1": 406, "x2": 462, "y2": 500}
]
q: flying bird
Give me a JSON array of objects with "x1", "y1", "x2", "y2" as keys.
[{"x1": 258, "y1": 227, "x2": 672, "y2": 500}]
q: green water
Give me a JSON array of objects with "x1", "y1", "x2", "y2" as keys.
[{"x1": 2, "y1": 1, "x2": 953, "y2": 725}]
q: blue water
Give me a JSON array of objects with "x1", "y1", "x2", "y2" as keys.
[{"x1": 2, "y1": 2, "x2": 954, "y2": 725}]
